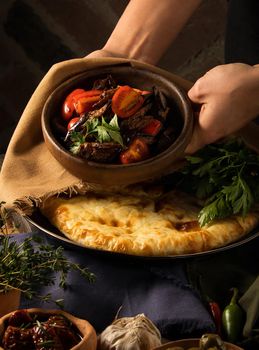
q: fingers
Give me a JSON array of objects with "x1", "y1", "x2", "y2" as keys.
[{"x1": 185, "y1": 119, "x2": 205, "y2": 154}]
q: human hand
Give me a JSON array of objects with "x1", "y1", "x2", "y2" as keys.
[{"x1": 186, "y1": 63, "x2": 259, "y2": 153}]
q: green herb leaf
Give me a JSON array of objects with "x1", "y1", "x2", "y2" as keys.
[
  {"x1": 78, "y1": 115, "x2": 123, "y2": 146},
  {"x1": 0, "y1": 231, "x2": 95, "y2": 307},
  {"x1": 179, "y1": 138, "x2": 259, "y2": 226},
  {"x1": 69, "y1": 131, "x2": 85, "y2": 155},
  {"x1": 85, "y1": 118, "x2": 99, "y2": 134},
  {"x1": 96, "y1": 125, "x2": 111, "y2": 143},
  {"x1": 101, "y1": 115, "x2": 124, "y2": 146},
  {"x1": 108, "y1": 114, "x2": 120, "y2": 129}
]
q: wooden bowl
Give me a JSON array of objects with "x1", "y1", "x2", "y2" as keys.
[
  {"x1": 153, "y1": 338, "x2": 243, "y2": 350},
  {"x1": 42, "y1": 65, "x2": 193, "y2": 186},
  {"x1": 0, "y1": 308, "x2": 97, "y2": 350}
]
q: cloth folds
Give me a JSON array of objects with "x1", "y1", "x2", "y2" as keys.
[{"x1": 14, "y1": 231, "x2": 215, "y2": 339}]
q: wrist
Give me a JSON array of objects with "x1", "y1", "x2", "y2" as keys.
[{"x1": 103, "y1": 36, "x2": 156, "y2": 64}]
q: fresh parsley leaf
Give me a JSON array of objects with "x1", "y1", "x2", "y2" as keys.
[
  {"x1": 79, "y1": 115, "x2": 124, "y2": 146},
  {"x1": 85, "y1": 118, "x2": 99, "y2": 134},
  {"x1": 98, "y1": 116, "x2": 124, "y2": 145},
  {"x1": 199, "y1": 194, "x2": 232, "y2": 226},
  {"x1": 180, "y1": 138, "x2": 259, "y2": 226},
  {"x1": 108, "y1": 114, "x2": 120, "y2": 129},
  {"x1": 185, "y1": 155, "x2": 204, "y2": 165},
  {"x1": 96, "y1": 125, "x2": 111, "y2": 143},
  {"x1": 69, "y1": 131, "x2": 85, "y2": 155},
  {"x1": 107, "y1": 129, "x2": 124, "y2": 146}
]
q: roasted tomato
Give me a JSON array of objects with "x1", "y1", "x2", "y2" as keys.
[
  {"x1": 120, "y1": 138, "x2": 149, "y2": 164},
  {"x1": 142, "y1": 119, "x2": 162, "y2": 136},
  {"x1": 62, "y1": 88, "x2": 85, "y2": 120},
  {"x1": 73, "y1": 90, "x2": 102, "y2": 114},
  {"x1": 67, "y1": 117, "x2": 80, "y2": 130},
  {"x1": 112, "y1": 85, "x2": 144, "y2": 118}
]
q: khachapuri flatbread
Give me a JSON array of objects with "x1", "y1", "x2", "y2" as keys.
[{"x1": 40, "y1": 189, "x2": 259, "y2": 256}]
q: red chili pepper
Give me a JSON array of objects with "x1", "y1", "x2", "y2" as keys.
[
  {"x1": 142, "y1": 119, "x2": 162, "y2": 136},
  {"x1": 197, "y1": 275, "x2": 222, "y2": 337},
  {"x1": 208, "y1": 300, "x2": 222, "y2": 336}
]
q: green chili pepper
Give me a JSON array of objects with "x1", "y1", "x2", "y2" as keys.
[{"x1": 222, "y1": 287, "x2": 244, "y2": 343}]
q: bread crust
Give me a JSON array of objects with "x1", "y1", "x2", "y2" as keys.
[{"x1": 40, "y1": 191, "x2": 259, "y2": 256}]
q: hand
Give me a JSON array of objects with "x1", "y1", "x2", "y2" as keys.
[{"x1": 186, "y1": 63, "x2": 259, "y2": 153}]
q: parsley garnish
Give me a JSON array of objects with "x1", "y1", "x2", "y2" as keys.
[
  {"x1": 69, "y1": 115, "x2": 123, "y2": 155},
  {"x1": 69, "y1": 131, "x2": 85, "y2": 155},
  {"x1": 86, "y1": 114, "x2": 123, "y2": 146},
  {"x1": 180, "y1": 138, "x2": 259, "y2": 226}
]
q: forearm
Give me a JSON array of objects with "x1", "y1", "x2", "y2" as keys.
[{"x1": 102, "y1": 0, "x2": 202, "y2": 64}]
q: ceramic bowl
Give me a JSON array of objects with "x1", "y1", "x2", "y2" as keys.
[
  {"x1": 0, "y1": 308, "x2": 97, "y2": 350},
  {"x1": 153, "y1": 338, "x2": 243, "y2": 350},
  {"x1": 42, "y1": 65, "x2": 193, "y2": 186}
]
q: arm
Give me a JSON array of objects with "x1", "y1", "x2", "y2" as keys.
[
  {"x1": 87, "y1": 0, "x2": 201, "y2": 64},
  {"x1": 186, "y1": 63, "x2": 259, "y2": 153}
]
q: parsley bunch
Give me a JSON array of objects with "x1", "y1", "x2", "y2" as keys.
[
  {"x1": 0, "y1": 234, "x2": 95, "y2": 307},
  {"x1": 180, "y1": 138, "x2": 259, "y2": 226},
  {"x1": 70, "y1": 115, "x2": 123, "y2": 155}
]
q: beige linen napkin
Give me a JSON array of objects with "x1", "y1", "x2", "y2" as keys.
[{"x1": 0, "y1": 57, "x2": 193, "y2": 214}]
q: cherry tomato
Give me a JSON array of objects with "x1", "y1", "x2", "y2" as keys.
[
  {"x1": 112, "y1": 85, "x2": 144, "y2": 118},
  {"x1": 67, "y1": 117, "x2": 80, "y2": 130},
  {"x1": 62, "y1": 89, "x2": 85, "y2": 120},
  {"x1": 142, "y1": 119, "x2": 162, "y2": 136},
  {"x1": 120, "y1": 138, "x2": 149, "y2": 164}
]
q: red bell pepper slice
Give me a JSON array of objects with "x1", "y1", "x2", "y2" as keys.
[
  {"x1": 112, "y1": 85, "x2": 144, "y2": 118},
  {"x1": 142, "y1": 119, "x2": 162, "y2": 136},
  {"x1": 62, "y1": 88, "x2": 85, "y2": 120},
  {"x1": 74, "y1": 94, "x2": 101, "y2": 114}
]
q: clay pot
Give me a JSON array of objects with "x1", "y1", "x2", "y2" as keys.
[
  {"x1": 0, "y1": 308, "x2": 97, "y2": 350},
  {"x1": 0, "y1": 289, "x2": 21, "y2": 317},
  {"x1": 42, "y1": 65, "x2": 193, "y2": 186}
]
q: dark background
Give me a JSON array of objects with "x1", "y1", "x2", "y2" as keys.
[{"x1": 0, "y1": 0, "x2": 227, "y2": 153}]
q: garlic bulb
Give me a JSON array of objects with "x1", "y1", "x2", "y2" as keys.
[{"x1": 98, "y1": 313, "x2": 162, "y2": 350}]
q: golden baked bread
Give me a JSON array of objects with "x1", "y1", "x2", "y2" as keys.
[{"x1": 40, "y1": 189, "x2": 259, "y2": 256}]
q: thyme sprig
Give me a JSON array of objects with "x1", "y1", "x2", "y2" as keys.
[{"x1": 0, "y1": 234, "x2": 95, "y2": 307}]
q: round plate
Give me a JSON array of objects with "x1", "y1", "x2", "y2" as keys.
[{"x1": 26, "y1": 210, "x2": 259, "y2": 260}]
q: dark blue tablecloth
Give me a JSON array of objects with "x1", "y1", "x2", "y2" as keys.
[{"x1": 12, "y1": 230, "x2": 215, "y2": 339}]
